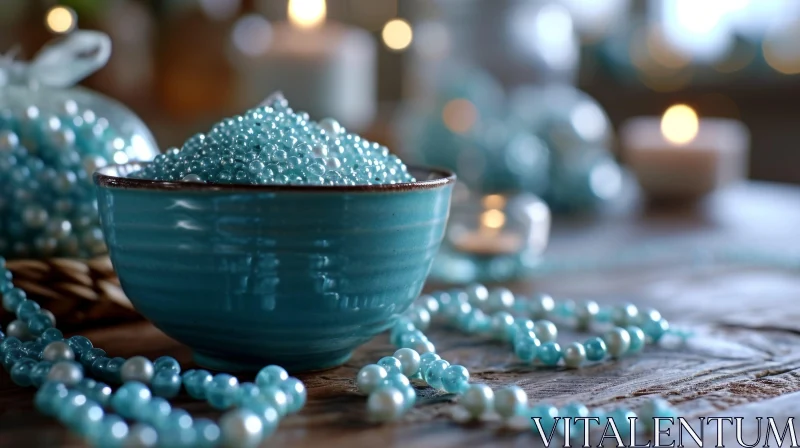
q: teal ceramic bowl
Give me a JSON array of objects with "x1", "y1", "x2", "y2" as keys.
[{"x1": 94, "y1": 163, "x2": 455, "y2": 373}]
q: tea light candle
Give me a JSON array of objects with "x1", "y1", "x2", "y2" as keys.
[
  {"x1": 230, "y1": 0, "x2": 377, "y2": 131},
  {"x1": 620, "y1": 105, "x2": 750, "y2": 199}
]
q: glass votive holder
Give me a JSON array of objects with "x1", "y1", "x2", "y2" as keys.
[{"x1": 428, "y1": 184, "x2": 551, "y2": 284}]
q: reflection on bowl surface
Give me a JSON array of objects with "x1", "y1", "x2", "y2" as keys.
[{"x1": 94, "y1": 164, "x2": 455, "y2": 372}]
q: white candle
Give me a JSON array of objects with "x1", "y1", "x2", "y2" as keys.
[
  {"x1": 620, "y1": 105, "x2": 750, "y2": 199},
  {"x1": 230, "y1": 0, "x2": 377, "y2": 131}
]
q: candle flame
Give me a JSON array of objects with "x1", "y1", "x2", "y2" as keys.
[
  {"x1": 661, "y1": 104, "x2": 699, "y2": 145},
  {"x1": 480, "y1": 209, "x2": 506, "y2": 230},
  {"x1": 288, "y1": 0, "x2": 326, "y2": 29}
]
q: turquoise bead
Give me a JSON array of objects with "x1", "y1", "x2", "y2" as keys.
[
  {"x1": 15, "y1": 299, "x2": 41, "y2": 321},
  {"x1": 30, "y1": 361, "x2": 53, "y2": 387},
  {"x1": 110, "y1": 381, "x2": 152, "y2": 419},
  {"x1": 235, "y1": 382, "x2": 262, "y2": 406},
  {"x1": 255, "y1": 365, "x2": 288, "y2": 389},
  {"x1": 77, "y1": 379, "x2": 113, "y2": 408},
  {"x1": 3, "y1": 347, "x2": 24, "y2": 370},
  {"x1": 72, "y1": 402, "x2": 105, "y2": 435},
  {"x1": 39, "y1": 328, "x2": 64, "y2": 344},
  {"x1": 133, "y1": 396, "x2": 172, "y2": 427},
  {"x1": 398, "y1": 330, "x2": 428, "y2": 349},
  {"x1": 241, "y1": 402, "x2": 279, "y2": 437},
  {"x1": 537, "y1": 342, "x2": 563, "y2": 366},
  {"x1": 158, "y1": 408, "x2": 193, "y2": 431},
  {"x1": 463, "y1": 309, "x2": 491, "y2": 333},
  {"x1": 642, "y1": 318, "x2": 669, "y2": 342},
  {"x1": 389, "y1": 319, "x2": 416, "y2": 346},
  {"x1": 153, "y1": 356, "x2": 181, "y2": 374},
  {"x1": 560, "y1": 403, "x2": 590, "y2": 438},
  {"x1": 151, "y1": 369, "x2": 182, "y2": 398},
  {"x1": 279, "y1": 377, "x2": 307, "y2": 414},
  {"x1": 85, "y1": 415, "x2": 124, "y2": 446},
  {"x1": 0, "y1": 336, "x2": 21, "y2": 354},
  {"x1": 34, "y1": 381, "x2": 68, "y2": 416},
  {"x1": 2, "y1": 288, "x2": 26, "y2": 313},
  {"x1": 95, "y1": 416, "x2": 129, "y2": 448},
  {"x1": 206, "y1": 373, "x2": 240, "y2": 410},
  {"x1": 401, "y1": 384, "x2": 417, "y2": 410},
  {"x1": 104, "y1": 357, "x2": 126, "y2": 383},
  {"x1": 258, "y1": 386, "x2": 290, "y2": 417},
  {"x1": 418, "y1": 353, "x2": 441, "y2": 378},
  {"x1": 607, "y1": 408, "x2": 636, "y2": 438},
  {"x1": 424, "y1": 359, "x2": 450, "y2": 390},
  {"x1": 10, "y1": 358, "x2": 36, "y2": 386},
  {"x1": 80, "y1": 348, "x2": 107, "y2": 369},
  {"x1": 27, "y1": 313, "x2": 54, "y2": 336},
  {"x1": 56, "y1": 390, "x2": 89, "y2": 422},
  {"x1": 182, "y1": 369, "x2": 213, "y2": 399},
  {"x1": 66, "y1": 336, "x2": 93, "y2": 357},
  {"x1": 638, "y1": 398, "x2": 678, "y2": 429},
  {"x1": 194, "y1": 418, "x2": 222, "y2": 447},
  {"x1": 583, "y1": 337, "x2": 607, "y2": 361},
  {"x1": 91, "y1": 357, "x2": 110, "y2": 378},
  {"x1": 377, "y1": 356, "x2": 403, "y2": 376},
  {"x1": 441, "y1": 365, "x2": 470, "y2": 394},
  {"x1": 529, "y1": 405, "x2": 560, "y2": 437},
  {"x1": 514, "y1": 334, "x2": 541, "y2": 363},
  {"x1": 626, "y1": 326, "x2": 646, "y2": 353}
]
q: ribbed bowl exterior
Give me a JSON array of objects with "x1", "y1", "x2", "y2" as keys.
[{"x1": 95, "y1": 166, "x2": 453, "y2": 372}]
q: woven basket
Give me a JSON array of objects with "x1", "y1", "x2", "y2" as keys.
[{"x1": 4, "y1": 256, "x2": 141, "y2": 329}]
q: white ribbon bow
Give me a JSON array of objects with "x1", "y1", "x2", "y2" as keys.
[{"x1": 0, "y1": 30, "x2": 112, "y2": 88}]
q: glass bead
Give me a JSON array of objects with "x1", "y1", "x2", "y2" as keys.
[
  {"x1": 441, "y1": 365, "x2": 470, "y2": 394},
  {"x1": 133, "y1": 396, "x2": 172, "y2": 427},
  {"x1": 104, "y1": 356, "x2": 126, "y2": 383},
  {"x1": 259, "y1": 386, "x2": 290, "y2": 417},
  {"x1": 25, "y1": 314, "x2": 52, "y2": 336},
  {"x1": 110, "y1": 381, "x2": 152, "y2": 419},
  {"x1": 279, "y1": 377, "x2": 307, "y2": 414},
  {"x1": 151, "y1": 369, "x2": 182, "y2": 398},
  {"x1": 91, "y1": 356, "x2": 111, "y2": 377},
  {"x1": 72, "y1": 401, "x2": 105, "y2": 436},
  {"x1": 235, "y1": 382, "x2": 261, "y2": 406},
  {"x1": 424, "y1": 359, "x2": 450, "y2": 390},
  {"x1": 56, "y1": 390, "x2": 89, "y2": 422},
  {"x1": 583, "y1": 337, "x2": 607, "y2": 362},
  {"x1": 3, "y1": 347, "x2": 25, "y2": 370},
  {"x1": 377, "y1": 356, "x2": 403, "y2": 376},
  {"x1": 10, "y1": 357, "x2": 36, "y2": 386},
  {"x1": 66, "y1": 335, "x2": 93, "y2": 357},
  {"x1": 94, "y1": 416, "x2": 129, "y2": 448},
  {"x1": 514, "y1": 334, "x2": 541, "y2": 363},
  {"x1": 389, "y1": 318, "x2": 416, "y2": 346},
  {"x1": 537, "y1": 342, "x2": 563, "y2": 366},
  {"x1": 182, "y1": 369, "x2": 213, "y2": 399},
  {"x1": 255, "y1": 365, "x2": 288, "y2": 389},
  {"x1": 206, "y1": 373, "x2": 240, "y2": 410},
  {"x1": 2, "y1": 288, "x2": 26, "y2": 312},
  {"x1": 39, "y1": 328, "x2": 64, "y2": 344},
  {"x1": 35, "y1": 381, "x2": 69, "y2": 416},
  {"x1": 193, "y1": 418, "x2": 222, "y2": 447},
  {"x1": 626, "y1": 326, "x2": 646, "y2": 353},
  {"x1": 30, "y1": 361, "x2": 53, "y2": 387},
  {"x1": 81, "y1": 348, "x2": 107, "y2": 368},
  {"x1": 15, "y1": 299, "x2": 41, "y2": 321},
  {"x1": 398, "y1": 330, "x2": 428, "y2": 349},
  {"x1": 356, "y1": 364, "x2": 389, "y2": 395},
  {"x1": 418, "y1": 353, "x2": 441, "y2": 378}
]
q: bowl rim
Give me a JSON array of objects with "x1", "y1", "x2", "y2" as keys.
[{"x1": 94, "y1": 162, "x2": 456, "y2": 193}]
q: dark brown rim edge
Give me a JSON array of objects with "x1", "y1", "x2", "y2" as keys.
[{"x1": 94, "y1": 163, "x2": 457, "y2": 193}]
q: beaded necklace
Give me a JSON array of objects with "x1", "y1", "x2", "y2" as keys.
[{"x1": 1, "y1": 253, "x2": 682, "y2": 446}]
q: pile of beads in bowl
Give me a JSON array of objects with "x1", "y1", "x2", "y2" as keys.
[
  {"x1": 0, "y1": 101, "x2": 157, "y2": 258},
  {"x1": 0, "y1": 255, "x2": 306, "y2": 447},
  {"x1": 355, "y1": 283, "x2": 681, "y2": 441},
  {"x1": 130, "y1": 93, "x2": 415, "y2": 186}
]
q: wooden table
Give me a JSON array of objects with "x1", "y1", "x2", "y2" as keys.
[{"x1": 3, "y1": 181, "x2": 800, "y2": 447}]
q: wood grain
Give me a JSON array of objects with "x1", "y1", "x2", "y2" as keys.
[{"x1": 2, "y1": 182, "x2": 800, "y2": 447}]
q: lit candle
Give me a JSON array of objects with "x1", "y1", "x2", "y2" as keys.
[
  {"x1": 229, "y1": 0, "x2": 377, "y2": 131},
  {"x1": 620, "y1": 105, "x2": 750, "y2": 199}
]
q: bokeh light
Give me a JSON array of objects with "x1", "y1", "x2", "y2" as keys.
[
  {"x1": 288, "y1": 0, "x2": 326, "y2": 28},
  {"x1": 382, "y1": 19, "x2": 413, "y2": 51},
  {"x1": 232, "y1": 14, "x2": 272, "y2": 56},
  {"x1": 442, "y1": 99, "x2": 478, "y2": 135},
  {"x1": 45, "y1": 6, "x2": 76, "y2": 34},
  {"x1": 661, "y1": 104, "x2": 699, "y2": 145},
  {"x1": 480, "y1": 209, "x2": 506, "y2": 230}
]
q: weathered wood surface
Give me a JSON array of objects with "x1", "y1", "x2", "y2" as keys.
[{"x1": 2, "y1": 182, "x2": 800, "y2": 447}]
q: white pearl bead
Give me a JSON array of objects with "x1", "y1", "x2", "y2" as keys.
[
  {"x1": 494, "y1": 386, "x2": 528, "y2": 419},
  {"x1": 487, "y1": 287, "x2": 515, "y2": 311},
  {"x1": 491, "y1": 312, "x2": 515, "y2": 340},
  {"x1": 367, "y1": 387, "x2": 405, "y2": 422},
  {"x1": 6, "y1": 319, "x2": 33, "y2": 341},
  {"x1": 460, "y1": 384, "x2": 494, "y2": 418},
  {"x1": 413, "y1": 339, "x2": 436, "y2": 354},
  {"x1": 575, "y1": 300, "x2": 599, "y2": 330},
  {"x1": 121, "y1": 356, "x2": 155, "y2": 384},
  {"x1": 465, "y1": 283, "x2": 489, "y2": 306},
  {"x1": 612, "y1": 303, "x2": 639, "y2": 326},
  {"x1": 219, "y1": 409, "x2": 264, "y2": 448},
  {"x1": 529, "y1": 293, "x2": 555, "y2": 319},
  {"x1": 534, "y1": 320, "x2": 558, "y2": 343},
  {"x1": 42, "y1": 341, "x2": 75, "y2": 362},
  {"x1": 393, "y1": 348, "x2": 421, "y2": 377},
  {"x1": 604, "y1": 327, "x2": 631, "y2": 358},
  {"x1": 563, "y1": 342, "x2": 587, "y2": 368},
  {"x1": 356, "y1": 364, "x2": 388, "y2": 395},
  {"x1": 47, "y1": 361, "x2": 83, "y2": 386}
]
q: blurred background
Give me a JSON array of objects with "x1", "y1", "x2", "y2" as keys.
[{"x1": 1, "y1": 0, "x2": 798, "y2": 184}]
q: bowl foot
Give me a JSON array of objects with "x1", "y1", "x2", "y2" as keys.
[{"x1": 193, "y1": 350, "x2": 352, "y2": 374}]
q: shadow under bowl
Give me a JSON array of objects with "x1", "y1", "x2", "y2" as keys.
[{"x1": 94, "y1": 163, "x2": 455, "y2": 373}]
